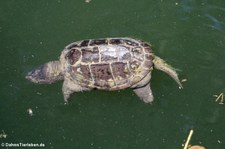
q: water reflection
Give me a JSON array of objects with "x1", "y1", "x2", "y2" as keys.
[
  {"x1": 205, "y1": 14, "x2": 225, "y2": 32},
  {"x1": 179, "y1": 0, "x2": 225, "y2": 33}
]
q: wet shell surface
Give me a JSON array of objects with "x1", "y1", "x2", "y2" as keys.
[{"x1": 62, "y1": 37, "x2": 154, "y2": 90}]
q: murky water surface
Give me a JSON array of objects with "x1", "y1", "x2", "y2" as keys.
[{"x1": 1, "y1": 0, "x2": 225, "y2": 148}]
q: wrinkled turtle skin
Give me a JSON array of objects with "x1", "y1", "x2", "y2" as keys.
[{"x1": 26, "y1": 37, "x2": 182, "y2": 103}]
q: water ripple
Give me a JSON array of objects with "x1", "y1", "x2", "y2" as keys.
[{"x1": 205, "y1": 13, "x2": 225, "y2": 32}]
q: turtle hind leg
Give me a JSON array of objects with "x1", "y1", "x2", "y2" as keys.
[
  {"x1": 131, "y1": 72, "x2": 154, "y2": 103},
  {"x1": 153, "y1": 56, "x2": 183, "y2": 89},
  {"x1": 133, "y1": 84, "x2": 154, "y2": 103}
]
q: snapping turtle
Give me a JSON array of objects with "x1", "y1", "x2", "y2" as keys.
[{"x1": 26, "y1": 37, "x2": 182, "y2": 103}]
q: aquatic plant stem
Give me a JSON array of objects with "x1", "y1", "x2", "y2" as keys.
[{"x1": 184, "y1": 129, "x2": 194, "y2": 149}]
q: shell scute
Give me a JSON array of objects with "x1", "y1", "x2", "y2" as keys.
[
  {"x1": 124, "y1": 39, "x2": 139, "y2": 46},
  {"x1": 91, "y1": 63, "x2": 112, "y2": 81},
  {"x1": 131, "y1": 47, "x2": 144, "y2": 61},
  {"x1": 66, "y1": 49, "x2": 81, "y2": 65},
  {"x1": 90, "y1": 63, "x2": 116, "y2": 88},
  {"x1": 89, "y1": 39, "x2": 108, "y2": 46},
  {"x1": 71, "y1": 65, "x2": 92, "y2": 86},
  {"x1": 81, "y1": 48, "x2": 99, "y2": 63},
  {"x1": 140, "y1": 42, "x2": 150, "y2": 47},
  {"x1": 129, "y1": 60, "x2": 142, "y2": 74},
  {"x1": 109, "y1": 39, "x2": 124, "y2": 45},
  {"x1": 111, "y1": 62, "x2": 129, "y2": 79},
  {"x1": 145, "y1": 54, "x2": 154, "y2": 61},
  {"x1": 80, "y1": 65, "x2": 91, "y2": 79},
  {"x1": 80, "y1": 40, "x2": 90, "y2": 47},
  {"x1": 144, "y1": 47, "x2": 152, "y2": 53},
  {"x1": 100, "y1": 45, "x2": 131, "y2": 62}
]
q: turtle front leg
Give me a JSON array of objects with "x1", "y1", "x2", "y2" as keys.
[
  {"x1": 62, "y1": 78, "x2": 90, "y2": 104},
  {"x1": 62, "y1": 85, "x2": 74, "y2": 104},
  {"x1": 132, "y1": 84, "x2": 154, "y2": 103}
]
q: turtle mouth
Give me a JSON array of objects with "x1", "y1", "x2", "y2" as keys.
[
  {"x1": 25, "y1": 73, "x2": 32, "y2": 80},
  {"x1": 25, "y1": 71, "x2": 41, "y2": 83},
  {"x1": 25, "y1": 65, "x2": 47, "y2": 83}
]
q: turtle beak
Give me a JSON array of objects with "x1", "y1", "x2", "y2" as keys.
[
  {"x1": 26, "y1": 71, "x2": 36, "y2": 82},
  {"x1": 25, "y1": 72, "x2": 32, "y2": 81},
  {"x1": 25, "y1": 65, "x2": 47, "y2": 84}
]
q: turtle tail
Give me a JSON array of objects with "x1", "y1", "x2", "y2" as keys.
[{"x1": 153, "y1": 55, "x2": 183, "y2": 89}]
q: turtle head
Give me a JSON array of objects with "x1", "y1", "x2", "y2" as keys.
[{"x1": 26, "y1": 61, "x2": 64, "y2": 84}]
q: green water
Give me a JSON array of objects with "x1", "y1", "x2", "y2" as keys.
[{"x1": 1, "y1": 0, "x2": 225, "y2": 149}]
